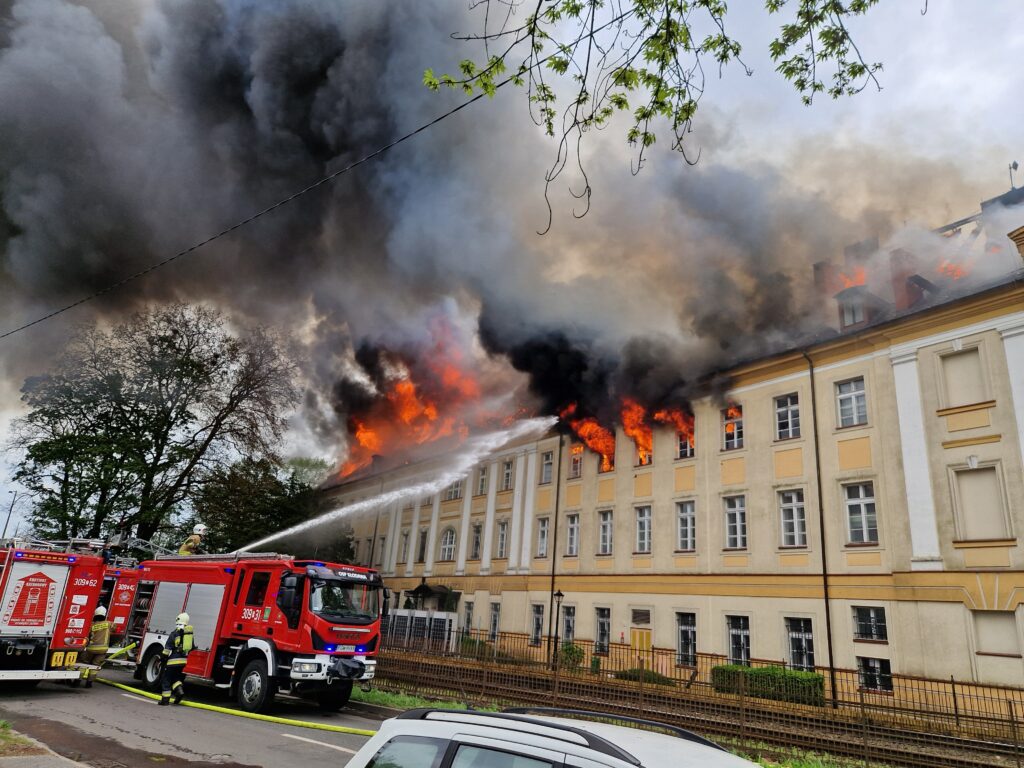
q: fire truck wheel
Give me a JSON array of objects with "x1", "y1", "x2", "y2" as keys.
[
  {"x1": 237, "y1": 658, "x2": 276, "y2": 713},
  {"x1": 141, "y1": 648, "x2": 164, "y2": 691},
  {"x1": 317, "y1": 680, "x2": 353, "y2": 711}
]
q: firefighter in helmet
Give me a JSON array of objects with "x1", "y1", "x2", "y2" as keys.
[
  {"x1": 80, "y1": 605, "x2": 110, "y2": 688},
  {"x1": 159, "y1": 612, "x2": 194, "y2": 705},
  {"x1": 177, "y1": 524, "x2": 207, "y2": 556}
]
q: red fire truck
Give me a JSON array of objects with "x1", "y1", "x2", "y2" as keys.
[
  {"x1": 123, "y1": 553, "x2": 386, "y2": 712},
  {"x1": 0, "y1": 543, "x2": 104, "y2": 684}
]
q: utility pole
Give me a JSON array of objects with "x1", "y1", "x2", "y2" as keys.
[{"x1": 2, "y1": 491, "x2": 18, "y2": 539}]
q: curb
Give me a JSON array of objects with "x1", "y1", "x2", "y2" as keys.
[
  {"x1": 0, "y1": 729, "x2": 88, "y2": 767},
  {"x1": 96, "y1": 678, "x2": 377, "y2": 737}
]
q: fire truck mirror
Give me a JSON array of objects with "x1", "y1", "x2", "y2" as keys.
[{"x1": 381, "y1": 588, "x2": 391, "y2": 621}]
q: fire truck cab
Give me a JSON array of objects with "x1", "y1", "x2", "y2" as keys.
[
  {"x1": 0, "y1": 543, "x2": 104, "y2": 684},
  {"x1": 127, "y1": 553, "x2": 385, "y2": 712}
]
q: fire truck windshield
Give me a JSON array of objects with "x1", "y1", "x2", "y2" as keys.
[{"x1": 309, "y1": 578, "x2": 380, "y2": 624}]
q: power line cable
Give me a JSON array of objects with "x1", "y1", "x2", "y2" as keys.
[{"x1": 0, "y1": 8, "x2": 635, "y2": 342}]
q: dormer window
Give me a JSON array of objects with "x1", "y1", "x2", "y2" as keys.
[{"x1": 841, "y1": 296, "x2": 865, "y2": 327}]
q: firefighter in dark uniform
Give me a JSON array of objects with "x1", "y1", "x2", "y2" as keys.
[
  {"x1": 80, "y1": 605, "x2": 110, "y2": 688},
  {"x1": 159, "y1": 612, "x2": 194, "y2": 705}
]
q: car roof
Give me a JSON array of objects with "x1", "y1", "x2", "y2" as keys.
[{"x1": 392, "y1": 709, "x2": 754, "y2": 768}]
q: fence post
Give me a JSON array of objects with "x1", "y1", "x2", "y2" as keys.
[
  {"x1": 950, "y1": 675, "x2": 960, "y2": 734},
  {"x1": 638, "y1": 655, "x2": 645, "y2": 714},
  {"x1": 1010, "y1": 699, "x2": 1021, "y2": 768},
  {"x1": 553, "y1": 647, "x2": 561, "y2": 708},
  {"x1": 859, "y1": 688, "x2": 870, "y2": 768},
  {"x1": 738, "y1": 668, "x2": 747, "y2": 750}
]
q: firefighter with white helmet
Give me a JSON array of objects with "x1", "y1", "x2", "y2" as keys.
[
  {"x1": 177, "y1": 523, "x2": 207, "y2": 556},
  {"x1": 159, "y1": 612, "x2": 194, "y2": 705},
  {"x1": 80, "y1": 604, "x2": 110, "y2": 687}
]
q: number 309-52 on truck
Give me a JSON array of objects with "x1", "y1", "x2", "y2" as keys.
[{"x1": 120, "y1": 552, "x2": 387, "y2": 712}]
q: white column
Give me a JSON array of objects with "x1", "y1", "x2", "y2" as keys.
[
  {"x1": 891, "y1": 350, "x2": 943, "y2": 570},
  {"x1": 518, "y1": 449, "x2": 539, "y2": 572},
  {"x1": 456, "y1": 482, "x2": 473, "y2": 575},
  {"x1": 1001, "y1": 323, "x2": 1024, "y2": 474},
  {"x1": 384, "y1": 502, "x2": 401, "y2": 575},
  {"x1": 404, "y1": 499, "x2": 422, "y2": 577},
  {"x1": 479, "y1": 461, "x2": 499, "y2": 574},
  {"x1": 507, "y1": 452, "x2": 526, "y2": 573},
  {"x1": 424, "y1": 494, "x2": 441, "y2": 575}
]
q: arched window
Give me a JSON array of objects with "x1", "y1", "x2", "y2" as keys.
[{"x1": 439, "y1": 528, "x2": 457, "y2": 561}]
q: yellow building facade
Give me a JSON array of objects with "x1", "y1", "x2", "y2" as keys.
[{"x1": 325, "y1": 250, "x2": 1024, "y2": 689}]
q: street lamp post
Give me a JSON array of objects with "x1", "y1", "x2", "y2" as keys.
[{"x1": 551, "y1": 589, "x2": 564, "y2": 669}]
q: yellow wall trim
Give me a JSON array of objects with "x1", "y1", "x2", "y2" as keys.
[
  {"x1": 633, "y1": 472, "x2": 653, "y2": 498},
  {"x1": 675, "y1": 465, "x2": 696, "y2": 493},
  {"x1": 936, "y1": 400, "x2": 997, "y2": 417},
  {"x1": 952, "y1": 539, "x2": 1017, "y2": 549},
  {"x1": 536, "y1": 487, "x2": 554, "y2": 512},
  {"x1": 721, "y1": 457, "x2": 746, "y2": 485},
  {"x1": 595, "y1": 557, "x2": 614, "y2": 570},
  {"x1": 845, "y1": 550, "x2": 882, "y2": 567},
  {"x1": 566, "y1": 483, "x2": 582, "y2": 508},
  {"x1": 673, "y1": 555, "x2": 698, "y2": 569},
  {"x1": 631, "y1": 557, "x2": 653, "y2": 569},
  {"x1": 962, "y1": 548, "x2": 1012, "y2": 568},
  {"x1": 774, "y1": 447, "x2": 803, "y2": 479},
  {"x1": 837, "y1": 436, "x2": 871, "y2": 470},
  {"x1": 946, "y1": 409, "x2": 991, "y2": 432},
  {"x1": 723, "y1": 554, "x2": 750, "y2": 568},
  {"x1": 942, "y1": 434, "x2": 1001, "y2": 449},
  {"x1": 597, "y1": 477, "x2": 616, "y2": 503},
  {"x1": 779, "y1": 552, "x2": 810, "y2": 567}
]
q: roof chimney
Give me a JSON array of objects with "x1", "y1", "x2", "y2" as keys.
[{"x1": 890, "y1": 248, "x2": 924, "y2": 311}]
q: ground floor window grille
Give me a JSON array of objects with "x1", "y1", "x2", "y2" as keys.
[
  {"x1": 463, "y1": 602, "x2": 474, "y2": 634},
  {"x1": 489, "y1": 602, "x2": 501, "y2": 641},
  {"x1": 562, "y1": 606, "x2": 576, "y2": 644},
  {"x1": 530, "y1": 604, "x2": 544, "y2": 646},
  {"x1": 595, "y1": 608, "x2": 611, "y2": 653},
  {"x1": 727, "y1": 615, "x2": 750, "y2": 665},
  {"x1": 857, "y1": 657, "x2": 893, "y2": 692},
  {"x1": 676, "y1": 612, "x2": 697, "y2": 666},
  {"x1": 786, "y1": 617, "x2": 815, "y2": 671}
]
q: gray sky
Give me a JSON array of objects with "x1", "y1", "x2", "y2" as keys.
[{"x1": 1, "y1": 1, "x2": 1021, "y2": 534}]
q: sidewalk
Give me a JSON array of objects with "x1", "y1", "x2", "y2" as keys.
[{"x1": 0, "y1": 728, "x2": 86, "y2": 768}]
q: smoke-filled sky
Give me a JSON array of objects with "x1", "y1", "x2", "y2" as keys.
[{"x1": 1, "y1": 0, "x2": 1022, "y2": 527}]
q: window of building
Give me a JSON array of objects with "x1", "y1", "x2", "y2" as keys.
[
  {"x1": 540, "y1": 451, "x2": 554, "y2": 484},
  {"x1": 595, "y1": 607, "x2": 611, "y2": 653},
  {"x1": 841, "y1": 297, "x2": 865, "y2": 327},
  {"x1": 245, "y1": 572, "x2": 271, "y2": 606},
  {"x1": 530, "y1": 604, "x2": 545, "y2": 646},
  {"x1": 400, "y1": 530, "x2": 410, "y2": 563},
  {"x1": 676, "y1": 500, "x2": 696, "y2": 552},
  {"x1": 722, "y1": 405, "x2": 744, "y2": 450},
  {"x1": 536, "y1": 517, "x2": 549, "y2": 558},
  {"x1": 845, "y1": 482, "x2": 877, "y2": 544},
  {"x1": 569, "y1": 444, "x2": 584, "y2": 479},
  {"x1": 416, "y1": 528, "x2": 428, "y2": 563},
  {"x1": 954, "y1": 466, "x2": 1009, "y2": 540},
  {"x1": 853, "y1": 606, "x2": 888, "y2": 641},
  {"x1": 942, "y1": 348, "x2": 986, "y2": 408},
  {"x1": 444, "y1": 480, "x2": 464, "y2": 501},
  {"x1": 725, "y1": 495, "x2": 747, "y2": 549},
  {"x1": 786, "y1": 617, "x2": 815, "y2": 671},
  {"x1": 857, "y1": 657, "x2": 893, "y2": 692},
  {"x1": 598, "y1": 510, "x2": 613, "y2": 555},
  {"x1": 631, "y1": 608, "x2": 651, "y2": 626},
  {"x1": 676, "y1": 612, "x2": 697, "y2": 666},
  {"x1": 464, "y1": 601, "x2": 474, "y2": 633},
  {"x1": 727, "y1": 615, "x2": 751, "y2": 665},
  {"x1": 566, "y1": 514, "x2": 579, "y2": 556},
  {"x1": 836, "y1": 378, "x2": 867, "y2": 428},
  {"x1": 635, "y1": 506, "x2": 652, "y2": 554},
  {"x1": 775, "y1": 393, "x2": 801, "y2": 440},
  {"x1": 779, "y1": 489, "x2": 807, "y2": 547},
  {"x1": 501, "y1": 459, "x2": 514, "y2": 491},
  {"x1": 973, "y1": 611, "x2": 1021, "y2": 657},
  {"x1": 496, "y1": 521, "x2": 508, "y2": 558},
  {"x1": 562, "y1": 605, "x2": 576, "y2": 644},
  {"x1": 635, "y1": 444, "x2": 652, "y2": 466},
  {"x1": 470, "y1": 523, "x2": 482, "y2": 560},
  {"x1": 438, "y1": 528, "x2": 456, "y2": 561},
  {"x1": 677, "y1": 431, "x2": 695, "y2": 459},
  {"x1": 476, "y1": 466, "x2": 488, "y2": 496},
  {"x1": 489, "y1": 602, "x2": 501, "y2": 641}
]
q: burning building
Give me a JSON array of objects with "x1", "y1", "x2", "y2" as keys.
[{"x1": 321, "y1": 193, "x2": 1024, "y2": 693}]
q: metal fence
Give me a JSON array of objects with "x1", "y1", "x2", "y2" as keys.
[{"x1": 378, "y1": 624, "x2": 1024, "y2": 767}]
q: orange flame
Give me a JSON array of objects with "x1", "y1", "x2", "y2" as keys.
[
  {"x1": 620, "y1": 398, "x2": 653, "y2": 465},
  {"x1": 723, "y1": 404, "x2": 742, "y2": 434},
  {"x1": 653, "y1": 407, "x2": 695, "y2": 446},
  {"x1": 839, "y1": 266, "x2": 866, "y2": 288},
  {"x1": 937, "y1": 259, "x2": 969, "y2": 280},
  {"x1": 560, "y1": 403, "x2": 616, "y2": 472}
]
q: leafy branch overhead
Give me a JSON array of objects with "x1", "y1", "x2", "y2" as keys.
[{"x1": 425, "y1": 0, "x2": 882, "y2": 231}]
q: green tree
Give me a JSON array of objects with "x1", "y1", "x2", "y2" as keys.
[
  {"x1": 10, "y1": 304, "x2": 299, "y2": 541},
  {"x1": 427, "y1": 1, "x2": 883, "y2": 230}
]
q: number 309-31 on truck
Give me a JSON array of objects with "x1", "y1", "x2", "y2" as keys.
[{"x1": 117, "y1": 553, "x2": 387, "y2": 712}]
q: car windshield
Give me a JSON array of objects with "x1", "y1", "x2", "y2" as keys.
[{"x1": 309, "y1": 579, "x2": 380, "y2": 624}]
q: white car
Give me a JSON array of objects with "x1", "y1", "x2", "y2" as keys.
[{"x1": 344, "y1": 707, "x2": 757, "y2": 768}]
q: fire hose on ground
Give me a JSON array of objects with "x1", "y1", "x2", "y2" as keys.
[{"x1": 94, "y1": 676, "x2": 378, "y2": 736}]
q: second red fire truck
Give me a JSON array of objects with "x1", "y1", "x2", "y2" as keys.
[{"x1": 115, "y1": 552, "x2": 386, "y2": 712}]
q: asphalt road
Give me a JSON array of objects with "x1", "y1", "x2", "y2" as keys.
[{"x1": 0, "y1": 668, "x2": 379, "y2": 767}]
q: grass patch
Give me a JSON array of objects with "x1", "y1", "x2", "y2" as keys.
[
  {"x1": 351, "y1": 686, "x2": 498, "y2": 712},
  {"x1": 0, "y1": 721, "x2": 44, "y2": 758}
]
